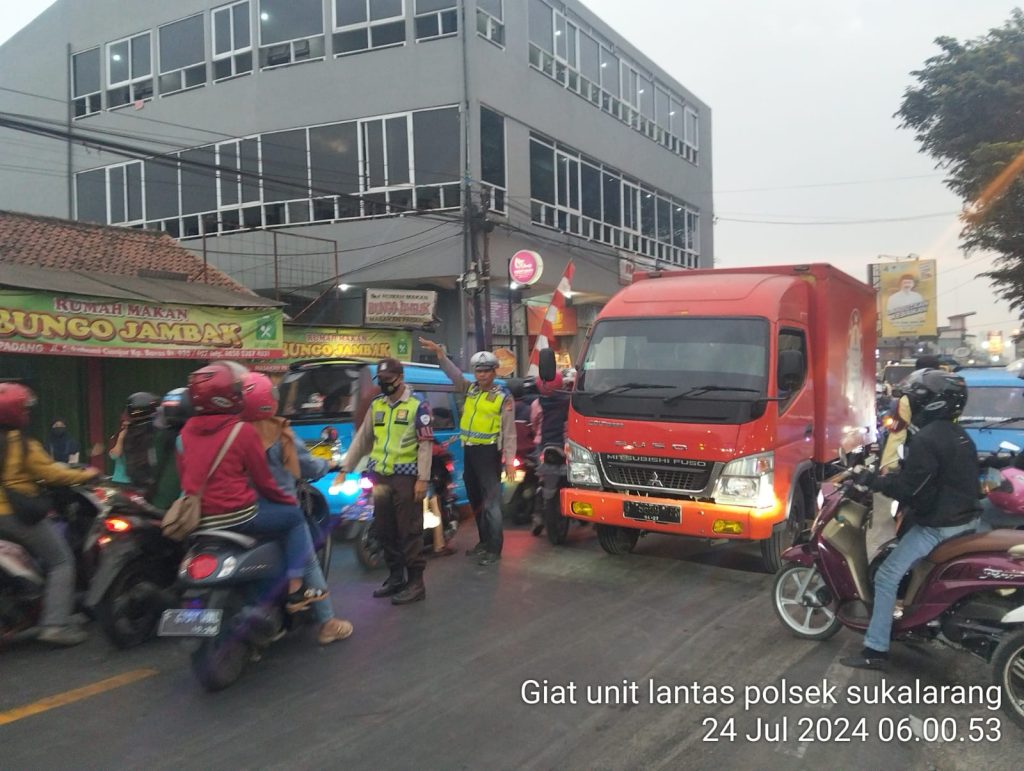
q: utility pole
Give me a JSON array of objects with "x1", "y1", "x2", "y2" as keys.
[{"x1": 479, "y1": 188, "x2": 494, "y2": 350}]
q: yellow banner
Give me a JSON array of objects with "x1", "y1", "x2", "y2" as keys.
[
  {"x1": 877, "y1": 259, "x2": 937, "y2": 338},
  {"x1": 253, "y1": 326, "x2": 412, "y2": 372}
]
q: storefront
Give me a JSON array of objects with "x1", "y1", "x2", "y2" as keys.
[{"x1": 254, "y1": 325, "x2": 413, "y2": 374}]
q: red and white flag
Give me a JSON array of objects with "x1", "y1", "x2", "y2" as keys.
[{"x1": 527, "y1": 261, "x2": 575, "y2": 377}]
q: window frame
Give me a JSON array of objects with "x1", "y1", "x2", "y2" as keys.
[
  {"x1": 106, "y1": 160, "x2": 146, "y2": 226},
  {"x1": 158, "y1": 13, "x2": 208, "y2": 96},
  {"x1": 71, "y1": 47, "x2": 102, "y2": 119},
  {"x1": 476, "y1": 0, "x2": 504, "y2": 47},
  {"x1": 414, "y1": 0, "x2": 458, "y2": 42},
  {"x1": 258, "y1": 0, "x2": 327, "y2": 70},
  {"x1": 213, "y1": 0, "x2": 254, "y2": 81},
  {"x1": 332, "y1": 0, "x2": 407, "y2": 56},
  {"x1": 105, "y1": 31, "x2": 153, "y2": 109}
]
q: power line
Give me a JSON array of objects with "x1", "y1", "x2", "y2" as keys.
[{"x1": 716, "y1": 212, "x2": 959, "y2": 226}]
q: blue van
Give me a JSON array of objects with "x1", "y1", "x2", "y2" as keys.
[
  {"x1": 957, "y1": 367, "x2": 1024, "y2": 454},
  {"x1": 278, "y1": 358, "x2": 470, "y2": 531}
]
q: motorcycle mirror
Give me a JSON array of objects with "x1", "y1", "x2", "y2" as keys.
[
  {"x1": 538, "y1": 348, "x2": 557, "y2": 382},
  {"x1": 999, "y1": 440, "x2": 1021, "y2": 454}
]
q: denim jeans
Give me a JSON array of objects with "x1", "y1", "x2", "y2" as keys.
[
  {"x1": 864, "y1": 518, "x2": 978, "y2": 652},
  {"x1": 0, "y1": 515, "x2": 74, "y2": 627},
  {"x1": 235, "y1": 500, "x2": 315, "y2": 580}
]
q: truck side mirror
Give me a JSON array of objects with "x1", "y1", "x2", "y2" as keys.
[
  {"x1": 538, "y1": 348, "x2": 557, "y2": 382},
  {"x1": 777, "y1": 350, "x2": 805, "y2": 392}
]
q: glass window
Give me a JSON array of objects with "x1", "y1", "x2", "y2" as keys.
[
  {"x1": 180, "y1": 146, "x2": 218, "y2": 215},
  {"x1": 580, "y1": 163, "x2": 601, "y2": 220},
  {"x1": 638, "y1": 75, "x2": 654, "y2": 119},
  {"x1": 476, "y1": 0, "x2": 503, "y2": 45},
  {"x1": 656, "y1": 196, "x2": 671, "y2": 242},
  {"x1": 261, "y1": 129, "x2": 309, "y2": 202},
  {"x1": 106, "y1": 31, "x2": 153, "y2": 107},
  {"x1": 75, "y1": 169, "x2": 107, "y2": 224},
  {"x1": 424, "y1": 391, "x2": 456, "y2": 429},
  {"x1": 529, "y1": 139, "x2": 555, "y2": 204},
  {"x1": 600, "y1": 48, "x2": 618, "y2": 95},
  {"x1": 579, "y1": 33, "x2": 600, "y2": 82},
  {"x1": 601, "y1": 172, "x2": 620, "y2": 226},
  {"x1": 334, "y1": 0, "x2": 406, "y2": 54},
  {"x1": 213, "y1": 1, "x2": 253, "y2": 80},
  {"x1": 159, "y1": 14, "x2": 206, "y2": 94},
  {"x1": 478, "y1": 0, "x2": 502, "y2": 16},
  {"x1": 480, "y1": 106, "x2": 505, "y2": 189},
  {"x1": 777, "y1": 329, "x2": 808, "y2": 404},
  {"x1": 240, "y1": 138, "x2": 261, "y2": 203},
  {"x1": 415, "y1": 0, "x2": 457, "y2": 41},
  {"x1": 144, "y1": 157, "x2": 179, "y2": 220},
  {"x1": 412, "y1": 107, "x2": 459, "y2": 185},
  {"x1": 640, "y1": 191, "x2": 655, "y2": 237},
  {"x1": 386, "y1": 116, "x2": 410, "y2": 186},
  {"x1": 261, "y1": 0, "x2": 324, "y2": 44},
  {"x1": 72, "y1": 48, "x2": 102, "y2": 118},
  {"x1": 528, "y1": 0, "x2": 553, "y2": 53},
  {"x1": 309, "y1": 121, "x2": 360, "y2": 195}
]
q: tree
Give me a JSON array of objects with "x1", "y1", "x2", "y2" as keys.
[{"x1": 897, "y1": 10, "x2": 1024, "y2": 313}]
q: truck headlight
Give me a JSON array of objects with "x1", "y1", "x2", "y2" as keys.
[
  {"x1": 567, "y1": 440, "x2": 601, "y2": 487},
  {"x1": 713, "y1": 451, "x2": 775, "y2": 507}
]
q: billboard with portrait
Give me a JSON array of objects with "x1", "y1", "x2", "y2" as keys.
[{"x1": 872, "y1": 259, "x2": 937, "y2": 338}]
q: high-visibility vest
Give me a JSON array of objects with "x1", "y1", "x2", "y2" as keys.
[
  {"x1": 369, "y1": 393, "x2": 426, "y2": 476},
  {"x1": 460, "y1": 387, "x2": 507, "y2": 446}
]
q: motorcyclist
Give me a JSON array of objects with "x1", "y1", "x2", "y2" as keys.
[
  {"x1": 842, "y1": 368, "x2": 981, "y2": 670},
  {"x1": 179, "y1": 361, "x2": 328, "y2": 621},
  {"x1": 879, "y1": 355, "x2": 941, "y2": 473},
  {"x1": 122, "y1": 392, "x2": 160, "y2": 492},
  {"x1": 149, "y1": 388, "x2": 189, "y2": 511},
  {"x1": 240, "y1": 372, "x2": 352, "y2": 644},
  {"x1": 528, "y1": 371, "x2": 570, "y2": 537},
  {"x1": 0, "y1": 382, "x2": 100, "y2": 646}
]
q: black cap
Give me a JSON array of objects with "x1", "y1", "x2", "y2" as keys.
[{"x1": 376, "y1": 358, "x2": 404, "y2": 378}]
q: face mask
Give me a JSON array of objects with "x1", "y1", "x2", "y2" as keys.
[
  {"x1": 380, "y1": 380, "x2": 400, "y2": 397},
  {"x1": 51, "y1": 426, "x2": 66, "y2": 436}
]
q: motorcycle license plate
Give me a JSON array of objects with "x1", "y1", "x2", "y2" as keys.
[
  {"x1": 158, "y1": 608, "x2": 222, "y2": 637},
  {"x1": 622, "y1": 500, "x2": 681, "y2": 525}
]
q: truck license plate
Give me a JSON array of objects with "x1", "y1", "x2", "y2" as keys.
[
  {"x1": 623, "y1": 500, "x2": 681, "y2": 525},
  {"x1": 158, "y1": 609, "x2": 222, "y2": 637}
]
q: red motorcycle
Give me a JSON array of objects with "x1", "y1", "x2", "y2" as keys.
[{"x1": 772, "y1": 466, "x2": 1024, "y2": 729}]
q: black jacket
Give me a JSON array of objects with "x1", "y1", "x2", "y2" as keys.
[{"x1": 873, "y1": 419, "x2": 980, "y2": 528}]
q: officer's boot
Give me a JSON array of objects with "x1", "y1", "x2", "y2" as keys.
[
  {"x1": 372, "y1": 567, "x2": 407, "y2": 598},
  {"x1": 391, "y1": 568, "x2": 426, "y2": 605}
]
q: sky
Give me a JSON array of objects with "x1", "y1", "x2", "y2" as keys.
[{"x1": 1, "y1": 0, "x2": 1021, "y2": 339}]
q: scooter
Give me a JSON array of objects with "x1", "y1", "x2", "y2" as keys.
[
  {"x1": 350, "y1": 449, "x2": 458, "y2": 571},
  {"x1": 502, "y1": 454, "x2": 539, "y2": 526},
  {"x1": 84, "y1": 487, "x2": 182, "y2": 648},
  {"x1": 538, "y1": 445, "x2": 571, "y2": 545},
  {"x1": 772, "y1": 463, "x2": 1024, "y2": 728},
  {"x1": 157, "y1": 494, "x2": 332, "y2": 691}
]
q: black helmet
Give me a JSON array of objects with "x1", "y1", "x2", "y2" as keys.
[
  {"x1": 126, "y1": 392, "x2": 160, "y2": 425},
  {"x1": 903, "y1": 369, "x2": 967, "y2": 426},
  {"x1": 156, "y1": 387, "x2": 192, "y2": 429}
]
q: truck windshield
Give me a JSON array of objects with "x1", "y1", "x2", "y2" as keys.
[
  {"x1": 278, "y1": 363, "x2": 363, "y2": 420},
  {"x1": 575, "y1": 317, "x2": 769, "y2": 423},
  {"x1": 959, "y1": 386, "x2": 1024, "y2": 426}
]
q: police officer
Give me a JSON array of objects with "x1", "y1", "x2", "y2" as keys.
[
  {"x1": 419, "y1": 338, "x2": 516, "y2": 566},
  {"x1": 340, "y1": 359, "x2": 434, "y2": 604}
]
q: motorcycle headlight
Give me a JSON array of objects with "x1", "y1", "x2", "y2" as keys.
[
  {"x1": 713, "y1": 451, "x2": 775, "y2": 507},
  {"x1": 567, "y1": 440, "x2": 601, "y2": 488}
]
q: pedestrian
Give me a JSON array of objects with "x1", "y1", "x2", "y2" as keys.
[
  {"x1": 418, "y1": 338, "x2": 516, "y2": 566},
  {"x1": 841, "y1": 369, "x2": 980, "y2": 670},
  {"x1": 0, "y1": 383, "x2": 101, "y2": 646},
  {"x1": 44, "y1": 418, "x2": 80, "y2": 464},
  {"x1": 339, "y1": 358, "x2": 435, "y2": 603}
]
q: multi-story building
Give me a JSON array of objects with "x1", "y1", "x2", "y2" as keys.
[{"x1": 0, "y1": 0, "x2": 712, "y2": 365}]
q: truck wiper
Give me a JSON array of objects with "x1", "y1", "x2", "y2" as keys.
[
  {"x1": 588, "y1": 383, "x2": 674, "y2": 400},
  {"x1": 662, "y1": 385, "x2": 763, "y2": 406},
  {"x1": 979, "y1": 416, "x2": 1024, "y2": 430}
]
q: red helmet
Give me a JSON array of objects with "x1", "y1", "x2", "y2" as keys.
[
  {"x1": 536, "y1": 371, "x2": 564, "y2": 397},
  {"x1": 240, "y1": 372, "x2": 279, "y2": 422},
  {"x1": 188, "y1": 361, "x2": 248, "y2": 415},
  {"x1": 0, "y1": 382, "x2": 36, "y2": 429}
]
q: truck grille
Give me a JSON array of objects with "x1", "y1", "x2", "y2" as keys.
[{"x1": 599, "y1": 454, "x2": 713, "y2": 494}]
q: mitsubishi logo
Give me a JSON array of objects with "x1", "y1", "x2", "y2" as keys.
[{"x1": 647, "y1": 471, "x2": 664, "y2": 487}]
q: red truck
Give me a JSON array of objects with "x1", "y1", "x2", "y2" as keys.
[{"x1": 561, "y1": 263, "x2": 877, "y2": 571}]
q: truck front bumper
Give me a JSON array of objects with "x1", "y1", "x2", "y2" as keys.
[{"x1": 560, "y1": 487, "x2": 785, "y2": 541}]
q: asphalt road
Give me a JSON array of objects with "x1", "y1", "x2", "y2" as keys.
[{"x1": 1, "y1": 515, "x2": 1019, "y2": 770}]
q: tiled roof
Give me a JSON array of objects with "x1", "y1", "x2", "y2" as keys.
[{"x1": 0, "y1": 209, "x2": 250, "y2": 293}]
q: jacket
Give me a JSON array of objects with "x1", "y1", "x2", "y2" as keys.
[
  {"x1": 343, "y1": 385, "x2": 433, "y2": 481},
  {"x1": 437, "y1": 355, "x2": 517, "y2": 465},
  {"x1": 255, "y1": 417, "x2": 329, "y2": 498},
  {"x1": 0, "y1": 430, "x2": 97, "y2": 517},
  {"x1": 872, "y1": 419, "x2": 980, "y2": 528},
  {"x1": 177, "y1": 415, "x2": 295, "y2": 524}
]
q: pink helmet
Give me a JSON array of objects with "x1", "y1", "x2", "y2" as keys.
[
  {"x1": 241, "y1": 372, "x2": 279, "y2": 422},
  {"x1": 988, "y1": 467, "x2": 1024, "y2": 516}
]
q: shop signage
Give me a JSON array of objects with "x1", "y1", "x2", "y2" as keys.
[
  {"x1": 254, "y1": 326, "x2": 412, "y2": 372},
  {"x1": 526, "y1": 304, "x2": 577, "y2": 336},
  {"x1": 510, "y1": 250, "x2": 544, "y2": 286},
  {"x1": 364, "y1": 289, "x2": 437, "y2": 327},
  {"x1": 0, "y1": 290, "x2": 283, "y2": 359}
]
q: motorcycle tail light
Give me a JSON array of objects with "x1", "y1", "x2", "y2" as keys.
[
  {"x1": 186, "y1": 553, "x2": 219, "y2": 580},
  {"x1": 513, "y1": 457, "x2": 522, "y2": 468},
  {"x1": 104, "y1": 517, "x2": 132, "y2": 533},
  {"x1": 445, "y1": 462, "x2": 454, "y2": 473}
]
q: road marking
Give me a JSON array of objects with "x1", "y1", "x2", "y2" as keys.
[{"x1": 0, "y1": 668, "x2": 158, "y2": 726}]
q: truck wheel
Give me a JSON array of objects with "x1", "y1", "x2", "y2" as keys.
[
  {"x1": 596, "y1": 525, "x2": 639, "y2": 555},
  {"x1": 992, "y1": 629, "x2": 1024, "y2": 729},
  {"x1": 760, "y1": 490, "x2": 807, "y2": 573}
]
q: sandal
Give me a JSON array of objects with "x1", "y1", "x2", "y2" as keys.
[{"x1": 286, "y1": 585, "x2": 329, "y2": 614}]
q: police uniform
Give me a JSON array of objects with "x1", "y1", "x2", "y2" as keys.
[
  {"x1": 343, "y1": 380, "x2": 433, "y2": 598},
  {"x1": 438, "y1": 356, "x2": 516, "y2": 558}
]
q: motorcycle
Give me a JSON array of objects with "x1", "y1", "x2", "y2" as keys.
[
  {"x1": 0, "y1": 481, "x2": 109, "y2": 644},
  {"x1": 350, "y1": 449, "x2": 458, "y2": 571},
  {"x1": 84, "y1": 487, "x2": 182, "y2": 648},
  {"x1": 772, "y1": 462, "x2": 1024, "y2": 729},
  {"x1": 502, "y1": 454, "x2": 538, "y2": 526},
  {"x1": 157, "y1": 492, "x2": 332, "y2": 691},
  {"x1": 537, "y1": 445, "x2": 571, "y2": 545}
]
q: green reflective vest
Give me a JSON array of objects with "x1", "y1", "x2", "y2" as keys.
[
  {"x1": 460, "y1": 387, "x2": 507, "y2": 446},
  {"x1": 369, "y1": 393, "x2": 425, "y2": 476}
]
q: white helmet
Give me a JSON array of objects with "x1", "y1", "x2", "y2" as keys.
[{"x1": 470, "y1": 351, "x2": 499, "y2": 371}]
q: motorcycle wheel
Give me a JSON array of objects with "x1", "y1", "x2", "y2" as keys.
[
  {"x1": 544, "y1": 495, "x2": 570, "y2": 546},
  {"x1": 191, "y1": 592, "x2": 250, "y2": 692},
  {"x1": 355, "y1": 521, "x2": 385, "y2": 571},
  {"x1": 503, "y1": 483, "x2": 536, "y2": 525},
  {"x1": 97, "y1": 560, "x2": 167, "y2": 649},
  {"x1": 992, "y1": 628, "x2": 1024, "y2": 729},
  {"x1": 596, "y1": 525, "x2": 639, "y2": 555},
  {"x1": 772, "y1": 564, "x2": 841, "y2": 640}
]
